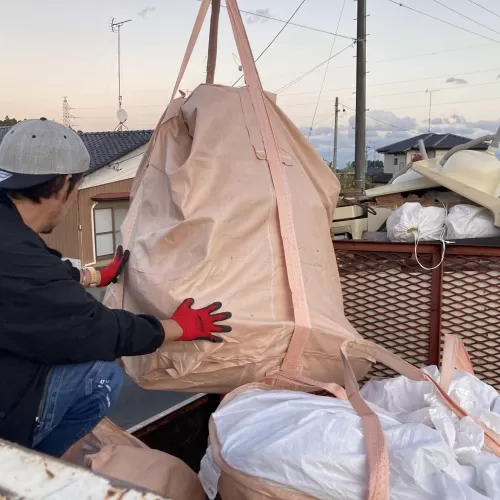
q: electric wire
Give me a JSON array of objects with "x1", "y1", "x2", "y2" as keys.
[
  {"x1": 220, "y1": 3, "x2": 356, "y2": 41},
  {"x1": 387, "y1": 0, "x2": 500, "y2": 44},
  {"x1": 275, "y1": 43, "x2": 355, "y2": 94},
  {"x1": 308, "y1": 0, "x2": 346, "y2": 139},
  {"x1": 465, "y1": 0, "x2": 500, "y2": 19},
  {"x1": 232, "y1": 0, "x2": 307, "y2": 87},
  {"x1": 429, "y1": 0, "x2": 500, "y2": 37}
]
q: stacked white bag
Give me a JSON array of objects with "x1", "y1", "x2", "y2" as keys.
[
  {"x1": 445, "y1": 205, "x2": 500, "y2": 239},
  {"x1": 386, "y1": 202, "x2": 500, "y2": 243},
  {"x1": 201, "y1": 369, "x2": 500, "y2": 499},
  {"x1": 387, "y1": 202, "x2": 447, "y2": 243}
]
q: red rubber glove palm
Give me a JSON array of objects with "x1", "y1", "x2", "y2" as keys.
[
  {"x1": 98, "y1": 246, "x2": 130, "y2": 287},
  {"x1": 171, "y1": 299, "x2": 232, "y2": 343}
]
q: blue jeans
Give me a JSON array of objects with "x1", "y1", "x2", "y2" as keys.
[{"x1": 32, "y1": 360, "x2": 124, "y2": 458}]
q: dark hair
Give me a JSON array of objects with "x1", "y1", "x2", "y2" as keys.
[{"x1": 2, "y1": 173, "x2": 83, "y2": 204}]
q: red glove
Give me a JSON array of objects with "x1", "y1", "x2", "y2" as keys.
[
  {"x1": 171, "y1": 299, "x2": 232, "y2": 343},
  {"x1": 98, "y1": 246, "x2": 130, "y2": 287}
]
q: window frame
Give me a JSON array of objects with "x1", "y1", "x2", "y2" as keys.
[{"x1": 93, "y1": 201, "x2": 129, "y2": 262}]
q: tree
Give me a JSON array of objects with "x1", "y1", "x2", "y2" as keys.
[
  {"x1": 367, "y1": 159, "x2": 383, "y2": 170},
  {"x1": 0, "y1": 116, "x2": 18, "y2": 126}
]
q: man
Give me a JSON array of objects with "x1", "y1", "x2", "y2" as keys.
[{"x1": 0, "y1": 118, "x2": 231, "y2": 458}]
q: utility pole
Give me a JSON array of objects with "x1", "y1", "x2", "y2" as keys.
[
  {"x1": 426, "y1": 89, "x2": 439, "y2": 132},
  {"x1": 354, "y1": 0, "x2": 367, "y2": 192},
  {"x1": 333, "y1": 97, "x2": 339, "y2": 172}
]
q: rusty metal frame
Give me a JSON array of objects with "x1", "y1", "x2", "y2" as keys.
[{"x1": 334, "y1": 240, "x2": 500, "y2": 386}]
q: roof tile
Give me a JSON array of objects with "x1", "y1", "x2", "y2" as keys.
[{"x1": 377, "y1": 133, "x2": 489, "y2": 154}]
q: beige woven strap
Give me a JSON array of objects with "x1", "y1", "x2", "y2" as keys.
[
  {"x1": 440, "y1": 334, "x2": 474, "y2": 393},
  {"x1": 225, "y1": 0, "x2": 312, "y2": 374}
]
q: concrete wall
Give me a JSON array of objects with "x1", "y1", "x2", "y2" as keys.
[{"x1": 383, "y1": 153, "x2": 406, "y2": 174}]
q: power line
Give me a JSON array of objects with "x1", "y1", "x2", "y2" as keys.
[
  {"x1": 279, "y1": 66, "x2": 500, "y2": 97},
  {"x1": 280, "y1": 80, "x2": 500, "y2": 107},
  {"x1": 371, "y1": 80, "x2": 500, "y2": 99},
  {"x1": 275, "y1": 42, "x2": 355, "y2": 94},
  {"x1": 74, "y1": 73, "x2": 500, "y2": 115},
  {"x1": 384, "y1": 96, "x2": 500, "y2": 112},
  {"x1": 220, "y1": 4, "x2": 357, "y2": 41},
  {"x1": 308, "y1": 0, "x2": 346, "y2": 139},
  {"x1": 263, "y1": 41, "x2": 494, "y2": 84},
  {"x1": 330, "y1": 103, "x2": 418, "y2": 134},
  {"x1": 466, "y1": 0, "x2": 500, "y2": 19},
  {"x1": 387, "y1": 0, "x2": 500, "y2": 44},
  {"x1": 369, "y1": 42, "x2": 495, "y2": 66},
  {"x1": 312, "y1": 95, "x2": 500, "y2": 134},
  {"x1": 429, "y1": 0, "x2": 500, "y2": 36},
  {"x1": 232, "y1": 0, "x2": 307, "y2": 87}
]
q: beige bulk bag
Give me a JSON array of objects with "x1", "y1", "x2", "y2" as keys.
[
  {"x1": 206, "y1": 336, "x2": 500, "y2": 500},
  {"x1": 104, "y1": 0, "x2": 370, "y2": 393},
  {"x1": 63, "y1": 418, "x2": 205, "y2": 500}
]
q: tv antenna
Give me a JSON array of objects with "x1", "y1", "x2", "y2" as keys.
[{"x1": 110, "y1": 17, "x2": 132, "y2": 130}]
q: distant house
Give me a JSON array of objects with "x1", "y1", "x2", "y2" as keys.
[
  {"x1": 0, "y1": 127, "x2": 153, "y2": 267},
  {"x1": 377, "y1": 133, "x2": 489, "y2": 176}
]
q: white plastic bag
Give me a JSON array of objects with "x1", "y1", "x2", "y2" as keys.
[
  {"x1": 386, "y1": 202, "x2": 446, "y2": 242},
  {"x1": 203, "y1": 387, "x2": 490, "y2": 500},
  {"x1": 445, "y1": 205, "x2": 500, "y2": 240}
]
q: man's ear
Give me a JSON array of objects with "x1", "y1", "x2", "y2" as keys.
[{"x1": 54, "y1": 175, "x2": 72, "y2": 202}]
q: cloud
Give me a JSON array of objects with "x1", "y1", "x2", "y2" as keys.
[
  {"x1": 349, "y1": 110, "x2": 417, "y2": 135},
  {"x1": 469, "y1": 120, "x2": 500, "y2": 133},
  {"x1": 303, "y1": 111, "x2": 500, "y2": 165},
  {"x1": 450, "y1": 114, "x2": 467, "y2": 125},
  {"x1": 245, "y1": 8, "x2": 271, "y2": 24},
  {"x1": 430, "y1": 117, "x2": 446, "y2": 125},
  {"x1": 446, "y1": 77, "x2": 468, "y2": 85},
  {"x1": 138, "y1": 7, "x2": 156, "y2": 19}
]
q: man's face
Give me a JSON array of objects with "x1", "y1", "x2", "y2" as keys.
[{"x1": 40, "y1": 175, "x2": 81, "y2": 234}]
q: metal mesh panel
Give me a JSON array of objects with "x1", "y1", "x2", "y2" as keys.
[
  {"x1": 442, "y1": 254, "x2": 500, "y2": 389},
  {"x1": 336, "y1": 248, "x2": 433, "y2": 379}
]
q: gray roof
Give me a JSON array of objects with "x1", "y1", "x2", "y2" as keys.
[
  {"x1": 377, "y1": 133, "x2": 489, "y2": 155},
  {"x1": 0, "y1": 127, "x2": 153, "y2": 174}
]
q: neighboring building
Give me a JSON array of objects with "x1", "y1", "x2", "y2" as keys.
[
  {"x1": 0, "y1": 127, "x2": 153, "y2": 267},
  {"x1": 366, "y1": 163, "x2": 392, "y2": 186},
  {"x1": 377, "y1": 133, "x2": 489, "y2": 175}
]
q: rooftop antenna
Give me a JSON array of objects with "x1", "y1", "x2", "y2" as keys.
[{"x1": 110, "y1": 17, "x2": 132, "y2": 131}]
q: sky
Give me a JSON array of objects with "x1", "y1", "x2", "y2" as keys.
[{"x1": 1, "y1": 0, "x2": 499, "y2": 168}]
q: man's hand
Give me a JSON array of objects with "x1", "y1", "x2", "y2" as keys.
[
  {"x1": 171, "y1": 299, "x2": 232, "y2": 343},
  {"x1": 98, "y1": 246, "x2": 130, "y2": 287}
]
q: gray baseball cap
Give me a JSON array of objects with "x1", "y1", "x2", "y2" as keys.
[{"x1": 0, "y1": 118, "x2": 90, "y2": 189}]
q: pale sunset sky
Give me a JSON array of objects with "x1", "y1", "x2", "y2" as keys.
[{"x1": 1, "y1": 0, "x2": 499, "y2": 167}]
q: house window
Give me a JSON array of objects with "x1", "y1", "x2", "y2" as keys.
[
  {"x1": 94, "y1": 202, "x2": 129, "y2": 260},
  {"x1": 393, "y1": 157, "x2": 398, "y2": 166}
]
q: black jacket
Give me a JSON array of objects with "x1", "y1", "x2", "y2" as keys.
[{"x1": 0, "y1": 194, "x2": 165, "y2": 447}]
